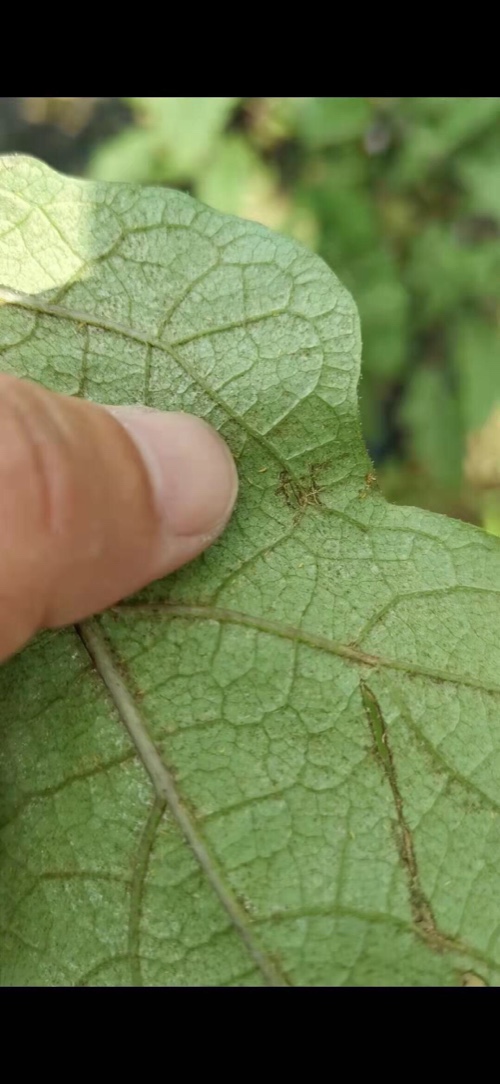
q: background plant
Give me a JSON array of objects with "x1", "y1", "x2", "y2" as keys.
[{"x1": 3, "y1": 96, "x2": 500, "y2": 525}]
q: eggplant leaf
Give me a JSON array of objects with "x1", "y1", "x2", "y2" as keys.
[{"x1": 0, "y1": 157, "x2": 499, "y2": 987}]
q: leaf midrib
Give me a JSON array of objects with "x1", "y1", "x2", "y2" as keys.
[
  {"x1": 79, "y1": 609, "x2": 500, "y2": 983},
  {"x1": 76, "y1": 620, "x2": 289, "y2": 988}
]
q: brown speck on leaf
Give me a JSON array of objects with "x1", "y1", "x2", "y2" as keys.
[{"x1": 359, "y1": 469, "x2": 377, "y2": 499}]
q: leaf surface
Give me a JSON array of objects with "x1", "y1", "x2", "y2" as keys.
[{"x1": 0, "y1": 156, "x2": 499, "y2": 986}]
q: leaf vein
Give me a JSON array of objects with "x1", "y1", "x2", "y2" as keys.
[
  {"x1": 76, "y1": 619, "x2": 290, "y2": 988},
  {"x1": 113, "y1": 602, "x2": 500, "y2": 697}
]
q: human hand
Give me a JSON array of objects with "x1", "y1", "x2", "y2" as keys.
[{"x1": 0, "y1": 375, "x2": 238, "y2": 662}]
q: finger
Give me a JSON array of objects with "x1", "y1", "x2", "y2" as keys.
[{"x1": 0, "y1": 375, "x2": 238, "y2": 661}]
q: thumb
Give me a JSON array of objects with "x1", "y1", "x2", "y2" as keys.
[{"x1": 0, "y1": 375, "x2": 238, "y2": 661}]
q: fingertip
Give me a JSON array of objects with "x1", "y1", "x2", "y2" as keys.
[
  {"x1": 108, "y1": 407, "x2": 239, "y2": 545},
  {"x1": 0, "y1": 377, "x2": 240, "y2": 659}
]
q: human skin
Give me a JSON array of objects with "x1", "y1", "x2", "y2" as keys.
[{"x1": 0, "y1": 374, "x2": 238, "y2": 662}]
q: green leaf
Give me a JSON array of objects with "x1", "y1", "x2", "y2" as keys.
[
  {"x1": 294, "y1": 98, "x2": 373, "y2": 148},
  {"x1": 128, "y1": 98, "x2": 238, "y2": 164},
  {"x1": 458, "y1": 151, "x2": 500, "y2": 221},
  {"x1": 389, "y1": 98, "x2": 500, "y2": 185},
  {"x1": 89, "y1": 98, "x2": 240, "y2": 185},
  {"x1": 1, "y1": 156, "x2": 500, "y2": 987},
  {"x1": 399, "y1": 367, "x2": 464, "y2": 492},
  {"x1": 301, "y1": 154, "x2": 409, "y2": 379},
  {"x1": 88, "y1": 127, "x2": 164, "y2": 185},
  {"x1": 453, "y1": 314, "x2": 500, "y2": 433},
  {"x1": 347, "y1": 251, "x2": 409, "y2": 379},
  {"x1": 195, "y1": 134, "x2": 284, "y2": 229},
  {"x1": 408, "y1": 224, "x2": 500, "y2": 321}
]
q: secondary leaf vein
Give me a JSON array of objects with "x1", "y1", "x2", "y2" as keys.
[{"x1": 113, "y1": 602, "x2": 500, "y2": 696}]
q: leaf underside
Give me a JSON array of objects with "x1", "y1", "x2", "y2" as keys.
[{"x1": 0, "y1": 156, "x2": 499, "y2": 986}]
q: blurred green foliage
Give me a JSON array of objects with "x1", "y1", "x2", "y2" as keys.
[{"x1": 8, "y1": 97, "x2": 500, "y2": 525}]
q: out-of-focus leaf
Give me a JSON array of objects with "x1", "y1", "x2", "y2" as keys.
[
  {"x1": 245, "y1": 98, "x2": 297, "y2": 149},
  {"x1": 90, "y1": 98, "x2": 240, "y2": 187},
  {"x1": 348, "y1": 252, "x2": 409, "y2": 379},
  {"x1": 295, "y1": 98, "x2": 373, "y2": 148},
  {"x1": 196, "y1": 135, "x2": 284, "y2": 225},
  {"x1": 399, "y1": 367, "x2": 464, "y2": 491},
  {"x1": 392, "y1": 98, "x2": 500, "y2": 185},
  {"x1": 307, "y1": 169, "x2": 377, "y2": 260},
  {"x1": 378, "y1": 458, "x2": 472, "y2": 520},
  {"x1": 89, "y1": 128, "x2": 160, "y2": 184},
  {"x1": 126, "y1": 97, "x2": 239, "y2": 178},
  {"x1": 297, "y1": 153, "x2": 408, "y2": 380},
  {"x1": 459, "y1": 153, "x2": 500, "y2": 221},
  {"x1": 408, "y1": 225, "x2": 500, "y2": 321},
  {"x1": 453, "y1": 315, "x2": 500, "y2": 432}
]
